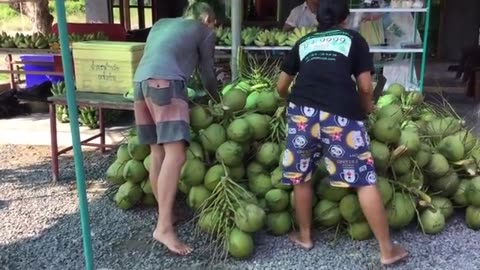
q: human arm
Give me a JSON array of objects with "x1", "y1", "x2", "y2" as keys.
[
  {"x1": 198, "y1": 31, "x2": 220, "y2": 103},
  {"x1": 283, "y1": 7, "x2": 298, "y2": 32},
  {"x1": 277, "y1": 43, "x2": 300, "y2": 99},
  {"x1": 352, "y1": 33, "x2": 375, "y2": 114}
]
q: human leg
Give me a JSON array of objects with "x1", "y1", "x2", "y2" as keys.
[
  {"x1": 320, "y1": 114, "x2": 407, "y2": 265},
  {"x1": 282, "y1": 103, "x2": 322, "y2": 250},
  {"x1": 148, "y1": 144, "x2": 165, "y2": 200}
]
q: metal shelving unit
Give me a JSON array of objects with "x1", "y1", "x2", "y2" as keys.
[{"x1": 220, "y1": 2, "x2": 432, "y2": 92}]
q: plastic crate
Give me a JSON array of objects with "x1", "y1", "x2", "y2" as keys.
[
  {"x1": 20, "y1": 55, "x2": 64, "y2": 88},
  {"x1": 72, "y1": 41, "x2": 145, "y2": 94}
]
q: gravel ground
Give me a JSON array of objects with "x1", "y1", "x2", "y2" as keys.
[{"x1": 1, "y1": 93, "x2": 480, "y2": 270}]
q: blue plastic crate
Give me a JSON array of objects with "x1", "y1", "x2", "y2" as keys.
[{"x1": 20, "y1": 55, "x2": 64, "y2": 88}]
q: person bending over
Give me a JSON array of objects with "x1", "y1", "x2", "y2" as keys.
[
  {"x1": 132, "y1": 2, "x2": 219, "y2": 256},
  {"x1": 276, "y1": 0, "x2": 408, "y2": 266}
]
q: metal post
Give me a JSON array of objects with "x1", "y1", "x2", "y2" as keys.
[
  {"x1": 54, "y1": 1, "x2": 94, "y2": 269},
  {"x1": 231, "y1": 0, "x2": 243, "y2": 81},
  {"x1": 419, "y1": 0, "x2": 432, "y2": 93}
]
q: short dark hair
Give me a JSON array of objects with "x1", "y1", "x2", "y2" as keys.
[
  {"x1": 184, "y1": 1, "x2": 215, "y2": 22},
  {"x1": 316, "y1": 0, "x2": 350, "y2": 31}
]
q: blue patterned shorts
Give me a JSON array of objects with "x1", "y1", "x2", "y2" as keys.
[{"x1": 281, "y1": 102, "x2": 377, "y2": 188}]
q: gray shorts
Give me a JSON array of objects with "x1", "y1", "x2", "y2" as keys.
[{"x1": 133, "y1": 79, "x2": 190, "y2": 145}]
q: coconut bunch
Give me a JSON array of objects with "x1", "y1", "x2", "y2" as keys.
[{"x1": 105, "y1": 134, "x2": 156, "y2": 209}]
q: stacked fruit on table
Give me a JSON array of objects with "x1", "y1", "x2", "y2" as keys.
[
  {"x1": 105, "y1": 59, "x2": 480, "y2": 262},
  {"x1": 50, "y1": 81, "x2": 123, "y2": 128},
  {"x1": 215, "y1": 26, "x2": 317, "y2": 47},
  {"x1": 0, "y1": 31, "x2": 109, "y2": 50}
]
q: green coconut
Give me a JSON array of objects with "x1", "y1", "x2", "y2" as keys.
[
  {"x1": 245, "y1": 91, "x2": 259, "y2": 110},
  {"x1": 415, "y1": 143, "x2": 433, "y2": 168},
  {"x1": 271, "y1": 166, "x2": 291, "y2": 190},
  {"x1": 116, "y1": 144, "x2": 131, "y2": 162},
  {"x1": 377, "y1": 176, "x2": 394, "y2": 206},
  {"x1": 255, "y1": 91, "x2": 278, "y2": 114},
  {"x1": 266, "y1": 211, "x2": 292, "y2": 235},
  {"x1": 465, "y1": 206, "x2": 480, "y2": 230},
  {"x1": 386, "y1": 83, "x2": 405, "y2": 97},
  {"x1": 127, "y1": 136, "x2": 150, "y2": 161},
  {"x1": 372, "y1": 118, "x2": 401, "y2": 144},
  {"x1": 244, "y1": 113, "x2": 271, "y2": 140},
  {"x1": 227, "y1": 119, "x2": 253, "y2": 143},
  {"x1": 420, "y1": 208, "x2": 445, "y2": 235},
  {"x1": 228, "y1": 228, "x2": 254, "y2": 259},
  {"x1": 398, "y1": 130, "x2": 421, "y2": 155},
  {"x1": 430, "y1": 171, "x2": 460, "y2": 197},
  {"x1": 204, "y1": 164, "x2": 229, "y2": 191},
  {"x1": 398, "y1": 171, "x2": 424, "y2": 188},
  {"x1": 190, "y1": 105, "x2": 214, "y2": 131},
  {"x1": 106, "y1": 160, "x2": 128, "y2": 185},
  {"x1": 256, "y1": 142, "x2": 281, "y2": 168},
  {"x1": 216, "y1": 141, "x2": 244, "y2": 167},
  {"x1": 370, "y1": 140, "x2": 391, "y2": 171},
  {"x1": 339, "y1": 194, "x2": 365, "y2": 223},
  {"x1": 114, "y1": 181, "x2": 143, "y2": 210},
  {"x1": 180, "y1": 158, "x2": 206, "y2": 186},
  {"x1": 453, "y1": 130, "x2": 477, "y2": 153},
  {"x1": 265, "y1": 189, "x2": 290, "y2": 212},
  {"x1": 199, "y1": 123, "x2": 227, "y2": 152},
  {"x1": 425, "y1": 117, "x2": 462, "y2": 139},
  {"x1": 229, "y1": 164, "x2": 246, "y2": 181},
  {"x1": 425, "y1": 153, "x2": 450, "y2": 178},
  {"x1": 419, "y1": 111, "x2": 437, "y2": 122},
  {"x1": 437, "y1": 135, "x2": 465, "y2": 162},
  {"x1": 431, "y1": 196, "x2": 454, "y2": 219},
  {"x1": 198, "y1": 211, "x2": 218, "y2": 233},
  {"x1": 405, "y1": 91, "x2": 424, "y2": 106},
  {"x1": 123, "y1": 159, "x2": 148, "y2": 184},
  {"x1": 377, "y1": 104, "x2": 404, "y2": 123},
  {"x1": 247, "y1": 161, "x2": 267, "y2": 179},
  {"x1": 234, "y1": 203, "x2": 266, "y2": 233},
  {"x1": 187, "y1": 185, "x2": 211, "y2": 210},
  {"x1": 314, "y1": 200, "x2": 341, "y2": 227},
  {"x1": 248, "y1": 173, "x2": 273, "y2": 197},
  {"x1": 452, "y1": 179, "x2": 471, "y2": 207},
  {"x1": 142, "y1": 193, "x2": 157, "y2": 207},
  {"x1": 143, "y1": 154, "x2": 150, "y2": 172},
  {"x1": 186, "y1": 141, "x2": 204, "y2": 161},
  {"x1": 401, "y1": 120, "x2": 419, "y2": 133},
  {"x1": 466, "y1": 176, "x2": 480, "y2": 207},
  {"x1": 376, "y1": 94, "x2": 400, "y2": 109},
  {"x1": 315, "y1": 180, "x2": 351, "y2": 202},
  {"x1": 348, "y1": 222, "x2": 373, "y2": 240},
  {"x1": 178, "y1": 180, "x2": 191, "y2": 194},
  {"x1": 392, "y1": 156, "x2": 412, "y2": 176},
  {"x1": 387, "y1": 193, "x2": 416, "y2": 229},
  {"x1": 223, "y1": 89, "x2": 247, "y2": 112},
  {"x1": 141, "y1": 179, "x2": 153, "y2": 194}
]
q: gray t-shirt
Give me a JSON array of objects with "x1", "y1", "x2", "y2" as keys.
[{"x1": 133, "y1": 18, "x2": 217, "y2": 99}]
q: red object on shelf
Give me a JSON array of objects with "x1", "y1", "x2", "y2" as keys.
[
  {"x1": 255, "y1": 0, "x2": 276, "y2": 18},
  {"x1": 50, "y1": 23, "x2": 129, "y2": 73}
]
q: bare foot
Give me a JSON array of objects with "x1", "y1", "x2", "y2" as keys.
[
  {"x1": 153, "y1": 228, "x2": 193, "y2": 256},
  {"x1": 381, "y1": 244, "x2": 408, "y2": 266},
  {"x1": 288, "y1": 231, "x2": 314, "y2": 250}
]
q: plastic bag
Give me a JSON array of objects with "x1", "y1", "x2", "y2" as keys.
[
  {"x1": 383, "y1": 12, "x2": 422, "y2": 48},
  {"x1": 382, "y1": 59, "x2": 418, "y2": 90}
]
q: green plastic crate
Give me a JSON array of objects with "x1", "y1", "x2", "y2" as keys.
[{"x1": 72, "y1": 41, "x2": 145, "y2": 94}]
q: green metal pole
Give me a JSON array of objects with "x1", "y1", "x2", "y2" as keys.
[
  {"x1": 419, "y1": 0, "x2": 432, "y2": 93},
  {"x1": 54, "y1": 1, "x2": 95, "y2": 269},
  {"x1": 231, "y1": 0, "x2": 242, "y2": 81}
]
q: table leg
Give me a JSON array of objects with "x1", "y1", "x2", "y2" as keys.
[
  {"x1": 7, "y1": 54, "x2": 15, "y2": 89},
  {"x1": 99, "y1": 107, "x2": 106, "y2": 153},
  {"x1": 49, "y1": 103, "x2": 60, "y2": 182}
]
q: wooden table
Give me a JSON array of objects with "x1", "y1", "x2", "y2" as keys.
[{"x1": 47, "y1": 92, "x2": 133, "y2": 182}]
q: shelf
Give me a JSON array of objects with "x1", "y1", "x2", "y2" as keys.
[
  {"x1": 0, "y1": 48, "x2": 62, "y2": 55},
  {"x1": 349, "y1": 8, "x2": 428, "y2": 13},
  {"x1": 215, "y1": 46, "x2": 424, "y2": 54}
]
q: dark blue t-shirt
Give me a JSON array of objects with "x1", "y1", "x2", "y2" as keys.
[{"x1": 281, "y1": 28, "x2": 374, "y2": 121}]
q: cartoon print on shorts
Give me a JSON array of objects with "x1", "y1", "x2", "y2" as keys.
[
  {"x1": 358, "y1": 151, "x2": 375, "y2": 167},
  {"x1": 290, "y1": 115, "x2": 309, "y2": 132},
  {"x1": 310, "y1": 123, "x2": 321, "y2": 140},
  {"x1": 288, "y1": 102, "x2": 297, "y2": 109},
  {"x1": 324, "y1": 157, "x2": 337, "y2": 175},
  {"x1": 340, "y1": 167, "x2": 359, "y2": 184},
  {"x1": 366, "y1": 171, "x2": 377, "y2": 184},
  {"x1": 345, "y1": 130, "x2": 365, "y2": 150},
  {"x1": 292, "y1": 135, "x2": 308, "y2": 149},
  {"x1": 282, "y1": 149, "x2": 295, "y2": 167},
  {"x1": 328, "y1": 145, "x2": 345, "y2": 158},
  {"x1": 302, "y1": 106, "x2": 318, "y2": 117},
  {"x1": 335, "y1": 116, "x2": 350, "y2": 127},
  {"x1": 283, "y1": 172, "x2": 304, "y2": 185},
  {"x1": 321, "y1": 126, "x2": 344, "y2": 142},
  {"x1": 319, "y1": 111, "x2": 330, "y2": 121},
  {"x1": 296, "y1": 158, "x2": 311, "y2": 173}
]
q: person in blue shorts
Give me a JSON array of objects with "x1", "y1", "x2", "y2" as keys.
[{"x1": 276, "y1": 0, "x2": 408, "y2": 266}]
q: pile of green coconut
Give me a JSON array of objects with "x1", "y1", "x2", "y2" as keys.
[{"x1": 105, "y1": 63, "x2": 480, "y2": 261}]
